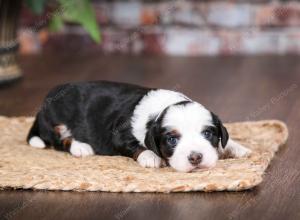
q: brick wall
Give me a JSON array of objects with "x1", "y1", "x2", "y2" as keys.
[{"x1": 19, "y1": 0, "x2": 300, "y2": 56}]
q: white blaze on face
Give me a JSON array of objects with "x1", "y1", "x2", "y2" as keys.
[{"x1": 162, "y1": 103, "x2": 218, "y2": 172}]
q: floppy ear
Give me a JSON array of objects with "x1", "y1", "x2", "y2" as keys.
[
  {"x1": 219, "y1": 122, "x2": 229, "y2": 148},
  {"x1": 144, "y1": 123, "x2": 161, "y2": 157},
  {"x1": 211, "y1": 112, "x2": 229, "y2": 148}
]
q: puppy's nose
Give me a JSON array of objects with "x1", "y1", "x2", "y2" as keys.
[{"x1": 188, "y1": 152, "x2": 203, "y2": 166}]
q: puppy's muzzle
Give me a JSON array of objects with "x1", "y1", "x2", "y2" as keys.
[{"x1": 188, "y1": 151, "x2": 203, "y2": 166}]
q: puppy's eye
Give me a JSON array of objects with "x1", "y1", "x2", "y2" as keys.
[
  {"x1": 202, "y1": 130, "x2": 213, "y2": 139},
  {"x1": 166, "y1": 136, "x2": 178, "y2": 147}
]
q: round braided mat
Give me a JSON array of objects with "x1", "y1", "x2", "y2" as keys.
[{"x1": 0, "y1": 117, "x2": 288, "y2": 192}]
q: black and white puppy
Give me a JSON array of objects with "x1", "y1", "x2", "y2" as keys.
[{"x1": 27, "y1": 81, "x2": 251, "y2": 172}]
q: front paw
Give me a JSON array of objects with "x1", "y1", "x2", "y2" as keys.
[
  {"x1": 70, "y1": 140, "x2": 95, "y2": 157},
  {"x1": 234, "y1": 146, "x2": 252, "y2": 158},
  {"x1": 137, "y1": 150, "x2": 162, "y2": 168}
]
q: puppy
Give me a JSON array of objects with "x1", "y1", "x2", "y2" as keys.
[{"x1": 27, "y1": 81, "x2": 251, "y2": 172}]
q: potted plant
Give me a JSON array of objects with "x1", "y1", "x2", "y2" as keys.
[
  {"x1": 0, "y1": 0, "x2": 23, "y2": 85},
  {"x1": 0, "y1": 0, "x2": 100, "y2": 85}
]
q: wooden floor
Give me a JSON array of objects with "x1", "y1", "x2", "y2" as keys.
[{"x1": 0, "y1": 52, "x2": 299, "y2": 220}]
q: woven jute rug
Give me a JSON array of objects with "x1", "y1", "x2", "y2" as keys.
[{"x1": 0, "y1": 116, "x2": 288, "y2": 193}]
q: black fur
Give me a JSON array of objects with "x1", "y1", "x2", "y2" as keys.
[
  {"x1": 27, "y1": 81, "x2": 151, "y2": 158},
  {"x1": 210, "y1": 112, "x2": 229, "y2": 148},
  {"x1": 144, "y1": 118, "x2": 161, "y2": 157}
]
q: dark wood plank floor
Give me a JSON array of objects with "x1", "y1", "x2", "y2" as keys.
[{"x1": 0, "y1": 52, "x2": 299, "y2": 220}]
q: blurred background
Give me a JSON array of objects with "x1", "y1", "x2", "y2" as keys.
[
  {"x1": 17, "y1": 0, "x2": 300, "y2": 56},
  {"x1": 0, "y1": 0, "x2": 299, "y2": 120}
]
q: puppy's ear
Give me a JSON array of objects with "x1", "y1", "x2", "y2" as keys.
[
  {"x1": 211, "y1": 112, "x2": 229, "y2": 148},
  {"x1": 144, "y1": 122, "x2": 161, "y2": 157},
  {"x1": 219, "y1": 122, "x2": 229, "y2": 148}
]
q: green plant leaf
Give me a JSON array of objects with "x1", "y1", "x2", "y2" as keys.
[
  {"x1": 25, "y1": 0, "x2": 47, "y2": 15},
  {"x1": 49, "y1": 15, "x2": 64, "y2": 32},
  {"x1": 56, "y1": 0, "x2": 101, "y2": 43}
]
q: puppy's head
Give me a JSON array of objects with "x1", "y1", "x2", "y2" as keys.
[{"x1": 144, "y1": 101, "x2": 228, "y2": 172}]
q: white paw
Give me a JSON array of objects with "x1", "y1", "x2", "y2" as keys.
[
  {"x1": 225, "y1": 139, "x2": 252, "y2": 158},
  {"x1": 137, "y1": 150, "x2": 162, "y2": 168},
  {"x1": 29, "y1": 136, "x2": 46, "y2": 149},
  {"x1": 233, "y1": 145, "x2": 252, "y2": 158},
  {"x1": 70, "y1": 140, "x2": 95, "y2": 157}
]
